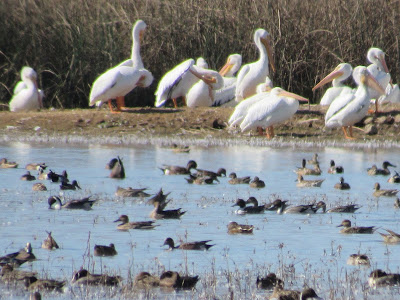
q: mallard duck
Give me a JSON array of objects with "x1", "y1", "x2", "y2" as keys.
[
  {"x1": 228, "y1": 172, "x2": 251, "y2": 184},
  {"x1": 114, "y1": 215, "x2": 157, "y2": 230},
  {"x1": 60, "y1": 180, "x2": 81, "y2": 190},
  {"x1": 296, "y1": 175, "x2": 324, "y2": 187},
  {"x1": 115, "y1": 186, "x2": 150, "y2": 197},
  {"x1": 256, "y1": 272, "x2": 283, "y2": 289},
  {"x1": 0, "y1": 158, "x2": 18, "y2": 168},
  {"x1": 48, "y1": 196, "x2": 96, "y2": 210},
  {"x1": 107, "y1": 156, "x2": 125, "y2": 179},
  {"x1": 159, "y1": 160, "x2": 197, "y2": 175},
  {"x1": 337, "y1": 219, "x2": 376, "y2": 234},
  {"x1": 328, "y1": 160, "x2": 344, "y2": 174},
  {"x1": 379, "y1": 229, "x2": 400, "y2": 244},
  {"x1": 71, "y1": 268, "x2": 122, "y2": 286},
  {"x1": 25, "y1": 276, "x2": 66, "y2": 292},
  {"x1": 41, "y1": 231, "x2": 59, "y2": 250},
  {"x1": 347, "y1": 254, "x2": 370, "y2": 266},
  {"x1": 94, "y1": 244, "x2": 117, "y2": 257},
  {"x1": 269, "y1": 286, "x2": 322, "y2": 300},
  {"x1": 334, "y1": 177, "x2": 351, "y2": 190},
  {"x1": 250, "y1": 176, "x2": 265, "y2": 188},
  {"x1": 388, "y1": 171, "x2": 400, "y2": 183},
  {"x1": 32, "y1": 183, "x2": 47, "y2": 191},
  {"x1": 163, "y1": 237, "x2": 214, "y2": 250},
  {"x1": 159, "y1": 271, "x2": 199, "y2": 289},
  {"x1": 368, "y1": 161, "x2": 396, "y2": 175},
  {"x1": 20, "y1": 171, "x2": 36, "y2": 181},
  {"x1": 133, "y1": 272, "x2": 160, "y2": 288},
  {"x1": 373, "y1": 182, "x2": 399, "y2": 197},
  {"x1": 368, "y1": 269, "x2": 400, "y2": 287},
  {"x1": 227, "y1": 221, "x2": 254, "y2": 234}
]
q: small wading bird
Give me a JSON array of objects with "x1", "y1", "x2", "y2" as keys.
[
  {"x1": 89, "y1": 20, "x2": 153, "y2": 112},
  {"x1": 9, "y1": 66, "x2": 44, "y2": 112}
]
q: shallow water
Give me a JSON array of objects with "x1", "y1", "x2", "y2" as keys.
[{"x1": 1, "y1": 141, "x2": 400, "y2": 299}]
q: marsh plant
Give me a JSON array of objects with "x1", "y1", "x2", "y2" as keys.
[{"x1": 1, "y1": 0, "x2": 398, "y2": 109}]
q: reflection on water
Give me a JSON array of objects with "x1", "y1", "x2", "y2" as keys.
[{"x1": 1, "y1": 141, "x2": 400, "y2": 299}]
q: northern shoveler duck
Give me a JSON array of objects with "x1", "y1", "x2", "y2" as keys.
[
  {"x1": 94, "y1": 244, "x2": 117, "y2": 257},
  {"x1": 269, "y1": 286, "x2": 322, "y2": 300},
  {"x1": 368, "y1": 161, "x2": 396, "y2": 176},
  {"x1": 0, "y1": 264, "x2": 37, "y2": 282},
  {"x1": 32, "y1": 183, "x2": 47, "y2": 191},
  {"x1": 107, "y1": 156, "x2": 125, "y2": 179},
  {"x1": 114, "y1": 215, "x2": 157, "y2": 230},
  {"x1": 228, "y1": 172, "x2": 251, "y2": 184},
  {"x1": 133, "y1": 272, "x2": 160, "y2": 288},
  {"x1": 265, "y1": 199, "x2": 289, "y2": 212},
  {"x1": 250, "y1": 176, "x2": 265, "y2": 188},
  {"x1": 71, "y1": 268, "x2": 122, "y2": 286},
  {"x1": 296, "y1": 175, "x2": 324, "y2": 187},
  {"x1": 307, "y1": 153, "x2": 319, "y2": 165},
  {"x1": 24, "y1": 276, "x2": 66, "y2": 292},
  {"x1": 347, "y1": 254, "x2": 370, "y2": 266},
  {"x1": 146, "y1": 188, "x2": 171, "y2": 210},
  {"x1": 159, "y1": 271, "x2": 199, "y2": 289},
  {"x1": 48, "y1": 196, "x2": 96, "y2": 210},
  {"x1": 149, "y1": 202, "x2": 186, "y2": 219},
  {"x1": 256, "y1": 272, "x2": 283, "y2": 289},
  {"x1": 316, "y1": 201, "x2": 361, "y2": 213},
  {"x1": 0, "y1": 158, "x2": 18, "y2": 168},
  {"x1": 379, "y1": 229, "x2": 400, "y2": 244},
  {"x1": 159, "y1": 160, "x2": 197, "y2": 175},
  {"x1": 60, "y1": 180, "x2": 81, "y2": 190},
  {"x1": 195, "y1": 167, "x2": 226, "y2": 178},
  {"x1": 185, "y1": 174, "x2": 220, "y2": 184},
  {"x1": 115, "y1": 186, "x2": 150, "y2": 197},
  {"x1": 388, "y1": 171, "x2": 400, "y2": 183},
  {"x1": 20, "y1": 171, "x2": 36, "y2": 181},
  {"x1": 334, "y1": 177, "x2": 351, "y2": 190},
  {"x1": 337, "y1": 219, "x2": 376, "y2": 234},
  {"x1": 373, "y1": 182, "x2": 399, "y2": 197},
  {"x1": 295, "y1": 159, "x2": 322, "y2": 176},
  {"x1": 328, "y1": 160, "x2": 344, "y2": 174},
  {"x1": 163, "y1": 237, "x2": 214, "y2": 250},
  {"x1": 227, "y1": 221, "x2": 254, "y2": 234},
  {"x1": 41, "y1": 231, "x2": 59, "y2": 250},
  {"x1": 232, "y1": 198, "x2": 264, "y2": 214},
  {"x1": 25, "y1": 163, "x2": 47, "y2": 171},
  {"x1": 368, "y1": 269, "x2": 400, "y2": 287}
]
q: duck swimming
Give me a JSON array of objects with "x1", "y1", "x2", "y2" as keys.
[
  {"x1": 20, "y1": 171, "x2": 36, "y2": 181},
  {"x1": 388, "y1": 171, "x2": 400, "y2": 183},
  {"x1": 368, "y1": 269, "x2": 400, "y2": 287},
  {"x1": 195, "y1": 167, "x2": 226, "y2": 178},
  {"x1": 48, "y1": 196, "x2": 96, "y2": 210},
  {"x1": 347, "y1": 254, "x2": 370, "y2": 266},
  {"x1": 334, "y1": 177, "x2": 351, "y2": 190},
  {"x1": 373, "y1": 182, "x2": 399, "y2": 197},
  {"x1": 337, "y1": 219, "x2": 376, "y2": 234},
  {"x1": 269, "y1": 286, "x2": 322, "y2": 300},
  {"x1": 71, "y1": 268, "x2": 122, "y2": 286},
  {"x1": 227, "y1": 221, "x2": 254, "y2": 234},
  {"x1": 115, "y1": 186, "x2": 150, "y2": 197},
  {"x1": 328, "y1": 160, "x2": 344, "y2": 174},
  {"x1": 296, "y1": 175, "x2": 324, "y2": 187},
  {"x1": 159, "y1": 271, "x2": 199, "y2": 289},
  {"x1": 228, "y1": 172, "x2": 251, "y2": 184},
  {"x1": 250, "y1": 176, "x2": 265, "y2": 188},
  {"x1": 159, "y1": 160, "x2": 197, "y2": 175},
  {"x1": 232, "y1": 198, "x2": 264, "y2": 214},
  {"x1": 163, "y1": 237, "x2": 214, "y2": 251},
  {"x1": 114, "y1": 215, "x2": 157, "y2": 230},
  {"x1": 316, "y1": 201, "x2": 360, "y2": 213},
  {"x1": 149, "y1": 202, "x2": 186, "y2": 219},
  {"x1": 368, "y1": 161, "x2": 396, "y2": 175},
  {"x1": 256, "y1": 273, "x2": 283, "y2": 289},
  {"x1": 24, "y1": 276, "x2": 66, "y2": 292},
  {"x1": 0, "y1": 158, "x2": 18, "y2": 168},
  {"x1": 94, "y1": 243, "x2": 117, "y2": 257},
  {"x1": 41, "y1": 231, "x2": 59, "y2": 250},
  {"x1": 133, "y1": 272, "x2": 160, "y2": 288},
  {"x1": 107, "y1": 156, "x2": 125, "y2": 179},
  {"x1": 307, "y1": 153, "x2": 319, "y2": 165},
  {"x1": 379, "y1": 229, "x2": 400, "y2": 244},
  {"x1": 60, "y1": 180, "x2": 81, "y2": 190},
  {"x1": 295, "y1": 159, "x2": 322, "y2": 176}
]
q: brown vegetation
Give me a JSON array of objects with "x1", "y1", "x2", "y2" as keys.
[{"x1": 0, "y1": 0, "x2": 399, "y2": 108}]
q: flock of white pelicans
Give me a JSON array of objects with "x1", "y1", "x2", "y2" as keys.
[{"x1": 8, "y1": 20, "x2": 400, "y2": 139}]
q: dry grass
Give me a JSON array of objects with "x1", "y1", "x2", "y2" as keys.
[{"x1": 0, "y1": 0, "x2": 398, "y2": 108}]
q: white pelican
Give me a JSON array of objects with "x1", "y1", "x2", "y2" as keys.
[
  {"x1": 240, "y1": 87, "x2": 308, "y2": 139},
  {"x1": 235, "y1": 29, "x2": 275, "y2": 102},
  {"x1": 379, "y1": 83, "x2": 400, "y2": 104},
  {"x1": 213, "y1": 54, "x2": 242, "y2": 107},
  {"x1": 89, "y1": 20, "x2": 153, "y2": 112},
  {"x1": 312, "y1": 63, "x2": 354, "y2": 106},
  {"x1": 154, "y1": 58, "x2": 208, "y2": 108},
  {"x1": 325, "y1": 66, "x2": 385, "y2": 139},
  {"x1": 186, "y1": 68, "x2": 224, "y2": 107},
  {"x1": 228, "y1": 76, "x2": 273, "y2": 127},
  {"x1": 9, "y1": 67, "x2": 43, "y2": 112}
]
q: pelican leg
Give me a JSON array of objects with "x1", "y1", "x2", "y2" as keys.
[
  {"x1": 108, "y1": 99, "x2": 121, "y2": 114},
  {"x1": 257, "y1": 127, "x2": 264, "y2": 135},
  {"x1": 375, "y1": 101, "x2": 379, "y2": 114},
  {"x1": 116, "y1": 96, "x2": 126, "y2": 111},
  {"x1": 172, "y1": 98, "x2": 178, "y2": 108},
  {"x1": 348, "y1": 126, "x2": 354, "y2": 138},
  {"x1": 182, "y1": 96, "x2": 187, "y2": 107},
  {"x1": 269, "y1": 126, "x2": 275, "y2": 139},
  {"x1": 342, "y1": 126, "x2": 354, "y2": 139}
]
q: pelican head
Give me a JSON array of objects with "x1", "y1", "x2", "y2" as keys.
[
  {"x1": 273, "y1": 87, "x2": 308, "y2": 102},
  {"x1": 354, "y1": 66, "x2": 385, "y2": 95},
  {"x1": 219, "y1": 54, "x2": 242, "y2": 76},
  {"x1": 312, "y1": 63, "x2": 353, "y2": 91},
  {"x1": 367, "y1": 47, "x2": 389, "y2": 73},
  {"x1": 196, "y1": 57, "x2": 208, "y2": 69},
  {"x1": 256, "y1": 76, "x2": 274, "y2": 93},
  {"x1": 255, "y1": 29, "x2": 275, "y2": 73},
  {"x1": 133, "y1": 19, "x2": 147, "y2": 42}
]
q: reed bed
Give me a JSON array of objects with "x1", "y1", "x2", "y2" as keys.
[{"x1": 0, "y1": 0, "x2": 399, "y2": 108}]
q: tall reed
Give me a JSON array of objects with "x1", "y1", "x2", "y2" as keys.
[{"x1": 0, "y1": 0, "x2": 398, "y2": 108}]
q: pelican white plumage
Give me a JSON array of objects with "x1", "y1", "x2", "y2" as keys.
[
  {"x1": 312, "y1": 63, "x2": 354, "y2": 106},
  {"x1": 228, "y1": 76, "x2": 273, "y2": 127},
  {"x1": 186, "y1": 68, "x2": 224, "y2": 107},
  {"x1": 154, "y1": 58, "x2": 208, "y2": 108},
  {"x1": 240, "y1": 87, "x2": 308, "y2": 139},
  {"x1": 89, "y1": 20, "x2": 153, "y2": 112},
  {"x1": 212, "y1": 54, "x2": 242, "y2": 107},
  {"x1": 325, "y1": 66, "x2": 385, "y2": 139},
  {"x1": 235, "y1": 29, "x2": 275, "y2": 102},
  {"x1": 9, "y1": 67, "x2": 43, "y2": 112}
]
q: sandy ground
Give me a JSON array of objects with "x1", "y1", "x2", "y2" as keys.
[{"x1": 0, "y1": 104, "x2": 399, "y2": 148}]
